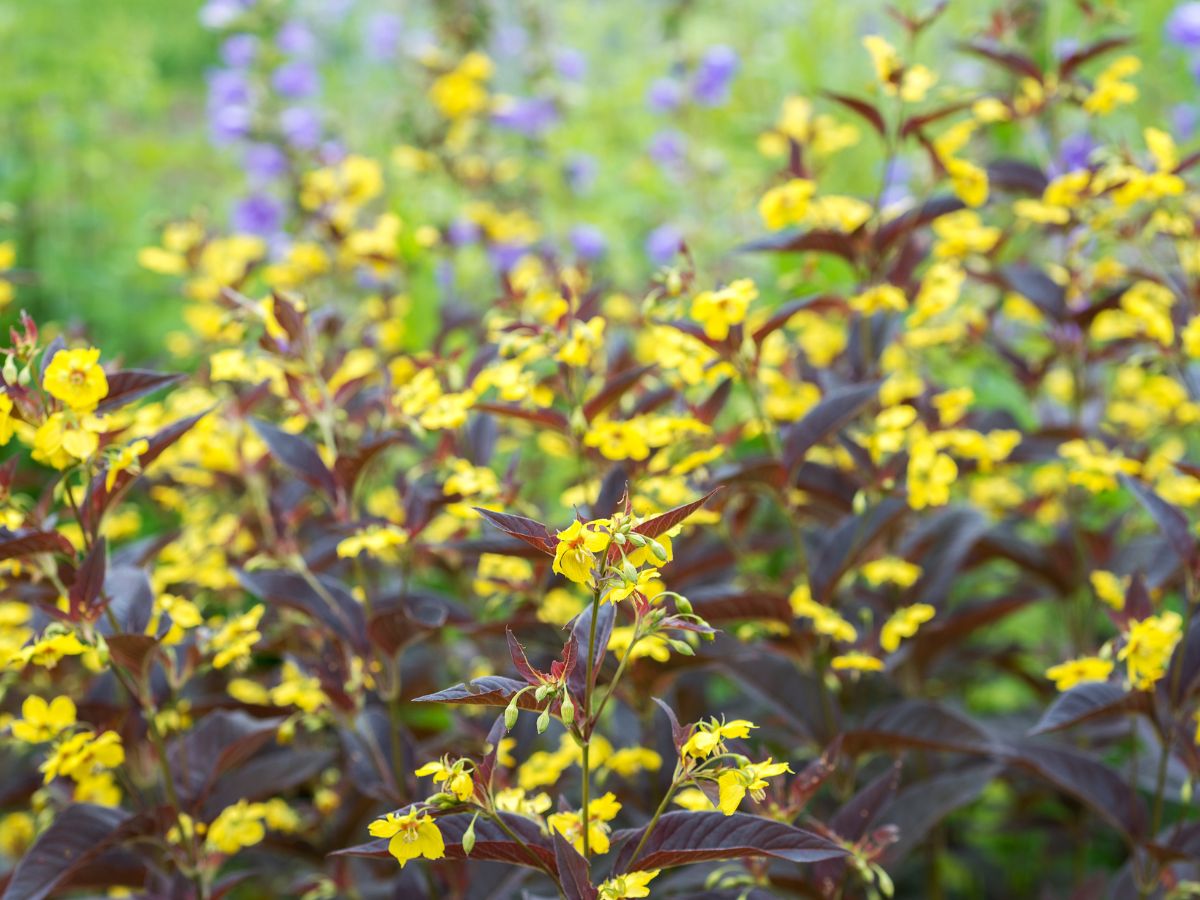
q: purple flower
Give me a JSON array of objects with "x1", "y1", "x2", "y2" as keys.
[
  {"x1": 244, "y1": 143, "x2": 289, "y2": 181},
  {"x1": 1058, "y1": 132, "x2": 1096, "y2": 172},
  {"x1": 231, "y1": 194, "x2": 284, "y2": 236},
  {"x1": 555, "y1": 48, "x2": 587, "y2": 81},
  {"x1": 199, "y1": 0, "x2": 253, "y2": 29},
  {"x1": 645, "y1": 224, "x2": 683, "y2": 265},
  {"x1": 280, "y1": 106, "x2": 322, "y2": 149},
  {"x1": 648, "y1": 130, "x2": 686, "y2": 169},
  {"x1": 646, "y1": 77, "x2": 684, "y2": 113},
  {"x1": 569, "y1": 225, "x2": 607, "y2": 262},
  {"x1": 492, "y1": 97, "x2": 559, "y2": 137},
  {"x1": 318, "y1": 140, "x2": 346, "y2": 165},
  {"x1": 879, "y1": 158, "x2": 911, "y2": 207},
  {"x1": 692, "y1": 45, "x2": 739, "y2": 106},
  {"x1": 564, "y1": 154, "x2": 598, "y2": 194},
  {"x1": 273, "y1": 61, "x2": 320, "y2": 99},
  {"x1": 489, "y1": 243, "x2": 529, "y2": 273},
  {"x1": 1174, "y1": 104, "x2": 1199, "y2": 141},
  {"x1": 1167, "y1": 3, "x2": 1200, "y2": 47},
  {"x1": 220, "y1": 34, "x2": 258, "y2": 68},
  {"x1": 363, "y1": 12, "x2": 404, "y2": 61},
  {"x1": 446, "y1": 218, "x2": 481, "y2": 246},
  {"x1": 208, "y1": 68, "x2": 252, "y2": 107},
  {"x1": 493, "y1": 23, "x2": 528, "y2": 58},
  {"x1": 209, "y1": 105, "x2": 252, "y2": 144},
  {"x1": 277, "y1": 21, "x2": 318, "y2": 57}
]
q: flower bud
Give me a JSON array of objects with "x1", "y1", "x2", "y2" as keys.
[
  {"x1": 668, "y1": 639, "x2": 694, "y2": 656},
  {"x1": 560, "y1": 693, "x2": 575, "y2": 726},
  {"x1": 649, "y1": 540, "x2": 669, "y2": 562},
  {"x1": 627, "y1": 532, "x2": 647, "y2": 547},
  {"x1": 1, "y1": 356, "x2": 15, "y2": 384},
  {"x1": 535, "y1": 684, "x2": 552, "y2": 702},
  {"x1": 613, "y1": 531, "x2": 626, "y2": 545},
  {"x1": 504, "y1": 702, "x2": 519, "y2": 731},
  {"x1": 16, "y1": 365, "x2": 30, "y2": 387},
  {"x1": 675, "y1": 596, "x2": 693, "y2": 615},
  {"x1": 462, "y1": 817, "x2": 477, "y2": 856},
  {"x1": 536, "y1": 708, "x2": 551, "y2": 734},
  {"x1": 622, "y1": 561, "x2": 638, "y2": 583}
]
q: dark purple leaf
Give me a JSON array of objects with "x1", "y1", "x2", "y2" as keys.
[
  {"x1": 634, "y1": 488, "x2": 721, "y2": 539},
  {"x1": 583, "y1": 364, "x2": 655, "y2": 422},
  {"x1": 1058, "y1": 35, "x2": 1132, "y2": 78},
  {"x1": 843, "y1": 701, "x2": 995, "y2": 756},
  {"x1": 1122, "y1": 475, "x2": 1196, "y2": 564},
  {"x1": 739, "y1": 229, "x2": 860, "y2": 263},
  {"x1": 883, "y1": 762, "x2": 1004, "y2": 863},
  {"x1": 958, "y1": 40, "x2": 1042, "y2": 80},
  {"x1": 2, "y1": 804, "x2": 134, "y2": 900},
  {"x1": 68, "y1": 537, "x2": 106, "y2": 619},
  {"x1": 873, "y1": 195, "x2": 964, "y2": 252},
  {"x1": 237, "y1": 568, "x2": 368, "y2": 654},
  {"x1": 413, "y1": 676, "x2": 544, "y2": 712},
  {"x1": 652, "y1": 697, "x2": 687, "y2": 752},
  {"x1": 106, "y1": 634, "x2": 160, "y2": 678},
  {"x1": 567, "y1": 601, "x2": 616, "y2": 698},
  {"x1": 474, "y1": 402, "x2": 570, "y2": 432},
  {"x1": 830, "y1": 761, "x2": 902, "y2": 843},
  {"x1": 1001, "y1": 265, "x2": 1067, "y2": 320},
  {"x1": 94, "y1": 370, "x2": 184, "y2": 414},
  {"x1": 1031, "y1": 682, "x2": 1151, "y2": 735},
  {"x1": 987, "y1": 159, "x2": 1048, "y2": 195},
  {"x1": 782, "y1": 382, "x2": 878, "y2": 472},
  {"x1": 507, "y1": 628, "x2": 542, "y2": 686},
  {"x1": 0, "y1": 527, "x2": 75, "y2": 562},
  {"x1": 251, "y1": 418, "x2": 337, "y2": 500},
  {"x1": 822, "y1": 91, "x2": 885, "y2": 135},
  {"x1": 474, "y1": 508, "x2": 557, "y2": 556},
  {"x1": 553, "y1": 829, "x2": 598, "y2": 900},
  {"x1": 612, "y1": 811, "x2": 846, "y2": 873},
  {"x1": 171, "y1": 709, "x2": 285, "y2": 803}
]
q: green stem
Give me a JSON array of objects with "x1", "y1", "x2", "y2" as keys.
[
  {"x1": 580, "y1": 582, "x2": 602, "y2": 859},
  {"x1": 626, "y1": 778, "x2": 677, "y2": 870}
]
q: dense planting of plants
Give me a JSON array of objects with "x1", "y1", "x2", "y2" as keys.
[{"x1": 8, "y1": 1, "x2": 1200, "y2": 897}]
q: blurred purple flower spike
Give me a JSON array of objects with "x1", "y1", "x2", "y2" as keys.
[
  {"x1": 692, "y1": 45, "x2": 739, "y2": 106},
  {"x1": 220, "y1": 34, "x2": 258, "y2": 68},
  {"x1": 492, "y1": 97, "x2": 559, "y2": 137},
  {"x1": 273, "y1": 60, "x2": 320, "y2": 99},
  {"x1": 280, "y1": 107, "x2": 322, "y2": 150},
  {"x1": 1167, "y1": 3, "x2": 1200, "y2": 47},
  {"x1": 364, "y1": 12, "x2": 404, "y2": 61},
  {"x1": 277, "y1": 20, "x2": 318, "y2": 57},
  {"x1": 645, "y1": 224, "x2": 683, "y2": 265},
  {"x1": 244, "y1": 143, "x2": 290, "y2": 181},
  {"x1": 232, "y1": 194, "x2": 284, "y2": 236},
  {"x1": 200, "y1": 0, "x2": 254, "y2": 29},
  {"x1": 646, "y1": 77, "x2": 684, "y2": 113},
  {"x1": 570, "y1": 225, "x2": 607, "y2": 262}
]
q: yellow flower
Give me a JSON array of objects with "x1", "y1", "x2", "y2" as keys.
[
  {"x1": 1090, "y1": 571, "x2": 1129, "y2": 611},
  {"x1": 831, "y1": 652, "x2": 885, "y2": 672},
  {"x1": 552, "y1": 519, "x2": 610, "y2": 587},
  {"x1": 690, "y1": 279, "x2": 758, "y2": 341},
  {"x1": 672, "y1": 787, "x2": 715, "y2": 811},
  {"x1": 1082, "y1": 55, "x2": 1139, "y2": 115},
  {"x1": 849, "y1": 284, "x2": 907, "y2": 315},
  {"x1": 414, "y1": 758, "x2": 475, "y2": 803},
  {"x1": 41, "y1": 730, "x2": 124, "y2": 783},
  {"x1": 43, "y1": 347, "x2": 109, "y2": 412},
  {"x1": 207, "y1": 800, "x2": 267, "y2": 855},
  {"x1": 880, "y1": 603, "x2": 936, "y2": 653},
  {"x1": 716, "y1": 757, "x2": 792, "y2": 815},
  {"x1": 11, "y1": 695, "x2": 76, "y2": 743},
  {"x1": 337, "y1": 524, "x2": 409, "y2": 561},
  {"x1": 0, "y1": 392, "x2": 15, "y2": 446},
  {"x1": 599, "y1": 870, "x2": 661, "y2": 899},
  {"x1": 1120, "y1": 612, "x2": 1183, "y2": 691},
  {"x1": 495, "y1": 787, "x2": 552, "y2": 816},
  {"x1": 19, "y1": 630, "x2": 88, "y2": 669},
  {"x1": 32, "y1": 412, "x2": 107, "y2": 469},
  {"x1": 1045, "y1": 656, "x2": 1113, "y2": 691},
  {"x1": 603, "y1": 747, "x2": 663, "y2": 778},
  {"x1": 105, "y1": 438, "x2": 149, "y2": 491},
  {"x1": 860, "y1": 557, "x2": 922, "y2": 589},
  {"x1": 907, "y1": 436, "x2": 957, "y2": 510},
  {"x1": 0, "y1": 812, "x2": 35, "y2": 858},
  {"x1": 209, "y1": 606, "x2": 265, "y2": 670},
  {"x1": 547, "y1": 793, "x2": 621, "y2": 856},
  {"x1": 758, "y1": 179, "x2": 816, "y2": 230},
  {"x1": 369, "y1": 808, "x2": 447, "y2": 867},
  {"x1": 682, "y1": 718, "x2": 756, "y2": 759}
]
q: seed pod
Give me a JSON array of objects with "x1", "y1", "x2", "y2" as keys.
[{"x1": 536, "y1": 708, "x2": 551, "y2": 734}]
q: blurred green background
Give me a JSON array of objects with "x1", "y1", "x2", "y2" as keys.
[{"x1": 0, "y1": 0, "x2": 1189, "y2": 359}]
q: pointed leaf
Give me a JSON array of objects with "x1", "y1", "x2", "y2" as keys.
[
  {"x1": 0, "y1": 527, "x2": 75, "y2": 562},
  {"x1": 474, "y1": 508, "x2": 557, "y2": 555},
  {"x1": 414, "y1": 676, "x2": 543, "y2": 712},
  {"x1": 2, "y1": 804, "x2": 134, "y2": 900},
  {"x1": 567, "y1": 602, "x2": 616, "y2": 698},
  {"x1": 94, "y1": 370, "x2": 184, "y2": 414},
  {"x1": 251, "y1": 418, "x2": 337, "y2": 500},
  {"x1": 583, "y1": 365, "x2": 655, "y2": 422},
  {"x1": 634, "y1": 488, "x2": 721, "y2": 539},
  {"x1": 783, "y1": 382, "x2": 878, "y2": 472},
  {"x1": 822, "y1": 91, "x2": 885, "y2": 135},
  {"x1": 1122, "y1": 475, "x2": 1197, "y2": 564},
  {"x1": 553, "y1": 829, "x2": 598, "y2": 900},
  {"x1": 1030, "y1": 682, "x2": 1151, "y2": 735}
]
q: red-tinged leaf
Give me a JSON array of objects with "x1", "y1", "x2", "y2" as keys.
[
  {"x1": 2, "y1": 804, "x2": 136, "y2": 900},
  {"x1": 104, "y1": 566, "x2": 156, "y2": 634},
  {"x1": 739, "y1": 228, "x2": 860, "y2": 263},
  {"x1": 68, "y1": 537, "x2": 107, "y2": 620},
  {"x1": 958, "y1": 40, "x2": 1042, "y2": 80},
  {"x1": 652, "y1": 697, "x2": 687, "y2": 752},
  {"x1": 583, "y1": 364, "x2": 655, "y2": 422},
  {"x1": 170, "y1": 709, "x2": 285, "y2": 802},
  {"x1": 94, "y1": 370, "x2": 184, "y2": 414},
  {"x1": 899, "y1": 101, "x2": 974, "y2": 138},
  {"x1": 506, "y1": 628, "x2": 542, "y2": 685},
  {"x1": 333, "y1": 431, "x2": 407, "y2": 496},
  {"x1": 810, "y1": 499, "x2": 908, "y2": 602},
  {"x1": 0, "y1": 527, "x2": 75, "y2": 562},
  {"x1": 713, "y1": 641, "x2": 831, "y2": 742},
  {"x1": 842, "y1": 700, "x2": 995, "y2": 756},
  {"x1": 782, "y1": 382, "x2": 878, "y2": 473},
  {"x1": 1058, "y1": 35, "x2": 1132, "y2": 78},
  {"x1": 251, "y1": 418, "x2": 337, "y2": 500},
  {"x1": 751, "y1": 294, "x2": 843, "y2": 345},
  {"x1": 1001, "y1": 265, "x2": 1067, "y2": 320},
  {"x1": 106, "y1": 634, "x2": 160, "y2": 678},
  {"x1": 688, "y1": 588, "x2": 793, "y2": 623},
  {"x1": 237, "y1": 568, "x2": 368, "y2": 654},
  {"x1": 883, "y1": 762, "x2": 1004, "y2": 863},
  {"x1": 987, "y1": 159, "x2": 1048, "y2": 195},
  {"x1": 830, "y1": 760, "x2": 902, "y2": 843},
  {"x1": 567, "y1": 601, "x2": 615, "y2": 699},
  {"x1": 1122, "y1": 475, "x2": 1197, "y2": 564},
  {"x1": 553, "y1": 829, "x2": 598, "y2": 900},
  {"x1": 476, "y1": 713, "x2": 510, "y2": 790},
  {"x1": 413, "y1": 676, "x2": 544, "y2": 712},
  {"x1": 822, "y1": 91, "x2": 886, "y2": 135},
  {"x1": 790, "y1": 746, "x2": 839, "y2": 810},
  {"x1": 1006, "y1": 740, "x2": 1147, "y2": 840},
  {"x1": 270, "y1": 292, "x2": 307, "y2": 346},
  {"x1": 1030, "y1": 682, "x2": 1150, "y2": 735},
  {"x1": 634, "y1": 488, "x2": 721, "y2": 539},
  {"x1": 82, "y1": 410, "x2": 210, "y2": 532},
  {"x1": 366, "y1": 592, "x2": 453, "y2": 655},
  {"x1": 474, "y1": 401, "x2": 571, "y2": 432},
  {"x1": 908, "y1": 594, "x2": 1032, "y2": 669},
  {"x1": 612, "y1": 811, "x2": 847, "y2": 873},
  {"x1": 873, "y1": 195, "x2": 964, "y2": 252},
  {"x1": 474, "y1": 508, "x2": 557, "y2": 556},
  {"x1": 332, "y1": 812, "x2": 556, "y2": 871},
  {"x1": 204, "y1": 749, "x2": 336, "y2": 816},
  {"x1": 695, "y1": 378, "x2": 732, "y2": 425}
]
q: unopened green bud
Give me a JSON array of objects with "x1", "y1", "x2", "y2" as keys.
[
  {"x1": 16, "y1": 366, "x2": 30, "y2": 387},
  {"x1": 462, "y1": 816, "x2": 478, "y2": 855},
  {"x1": 613, "y1": 531, "x2": 626, "y2": 545},
  {"x1": 622, "y1": 561, "x2": 638, "y2": 583},
  {"x1": 504, "y1": 702, "x2": 519, "y2": 731},
  {"x1": 649, "y1": 540, "x2": 669, "y2": 563},
  {"x1": 668, "y1": 639, "x2": 694, "y2": 656},
  {"x1": 535, "y1": 684, "x2": 552, "y2": 702},
  {"x1": 536, "y1": 708, "x2": 551, "y2": 734},
  {"x1": 560, "y1": 694, "x2": 575, "y2": 726},
  {"x1": 1, "y1": 357, "x2": 15, "y2": 384},
  {"x1": 675, "y1": 596, "x2": 693, "y2": 615},
  {"x1": 627, "y1": 532, "x2": 647, "y2": 547}
]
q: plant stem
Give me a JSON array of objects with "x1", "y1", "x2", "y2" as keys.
[
  {"x1": 626, "y1": 779, "x2": 677, "y2": 870},
  {"x1": 580, "y1": 582, "x2": 601, "y2": 860},
  {"x1": 488, "y1": 811, "x2": 560, "y2": 886}
]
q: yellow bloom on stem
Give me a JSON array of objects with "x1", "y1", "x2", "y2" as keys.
[
  {"x1": 907, "y1": 436, "x2": 957, "y2": 510},
  {"x1": 599, "y1": 869, "x2": 661, "y2": 899},
  {"x1": 1090, "y1": 571, "x2": 1128, "y2": 611},
  {"x1": 849, "y1": 284, "x2": 907, "y2": 316},
  {"x1": 1044, "y1": 656, "x2": 1113, "y2": 691},
  {"x1": 603, "y1": 747, "x2": 663, "y2": 778},
  {"x1": 41, "y1": 730, "x2": 124, "y2": 783},
  {"x1": 672, "y1": 787, "x2": 715, "y2": 810},
  {"x1": 207, "y1": 800, "x2": 267, "y2": 855},
  {"x1": 831, "y1": 652, "x2": 885, "y2": 672},
  {"x1": 105, "y1": 438, "x2": 149, "y2": 491},
  {"x1": 1120, "y1": 612, "x2": 1182, "y2": 691},
  {"x1": 860, "y1": 557, "x2": 922, "y2": 589},
  {"x1": 336, "y1": 524, "x2": 409, "y2": 561},
  {"x1": 209, "y1": 605, "x2": 265, "y2": 670},
  {"x1": 547, "y1": 793, "x2": 621, "y2": 855},
  {"x1": 690, "y1": 279, "x2": 758, "y2": 341},
  {"x1": 880, "y1": 603, "x2": 936, "y2": 653},
  {"x1": 552, "y1": 519, "x2": 610, "y2": 587},
  {"x1": 716, "y1": 757, "x2": 793, "y2": 815},
  {"x1": 414, "y1": 759, "x2": 475, "y2": 803},
  {"x1": 32, "y1": 412, "x2": 107, "y2": 469},
  {"x1": 758, "y1": 179, "x2": 815, "y2": 230},
  {"x1": 369, "y1": 809, "x2": 446, "y2": 867},
  {"x1": 11, "y1": 695, "x2": 76, "y2": 743},
  {"x1": 682, "y1": 718, "x2": 756, "y2": 759},
  {"x1": 43, "y1": 347, "x2": 108, "y2": 412}
]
